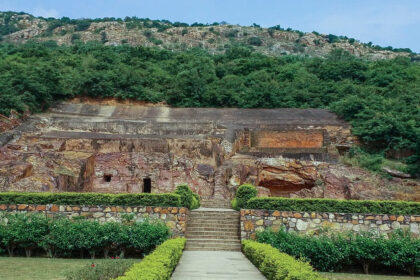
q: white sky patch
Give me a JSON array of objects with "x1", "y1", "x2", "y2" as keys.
[
  {"x1": 315, "y1": 4, "x2": 419, "y2": 48},
  {"x1": 32, "y1": 7, "x2": 59, "y2": 18}
]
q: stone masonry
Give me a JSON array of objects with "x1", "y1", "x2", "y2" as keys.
[
  {"x1": 240, "y1": 209, "x2": 420, "y2": 239},
  {"x1": 0, "y1": 204, "x2": 188, "y2": 236}
]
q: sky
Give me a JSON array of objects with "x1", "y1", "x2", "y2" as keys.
[{"x1": 1, "y1": 0, "x2": 419, "y2": 53}]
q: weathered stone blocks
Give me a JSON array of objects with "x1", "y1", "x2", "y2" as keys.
[
  {"x1": 0, "y1": 204, "x2": 188, "y2": 236},
  {"x1": 240, "y1": 210, "x2": 420, "y2": 239}
]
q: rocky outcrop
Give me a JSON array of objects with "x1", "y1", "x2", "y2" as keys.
[
  {"x1": 0, "y1": 102, "x2": 418, "y2": 202},
  {"x1": 1, "y1": 12, "x2": 415, "y2": 60}
]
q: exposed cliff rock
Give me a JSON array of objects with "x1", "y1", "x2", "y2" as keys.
[{"x1": 0, "y1": 102, "x2": 418, "y2": 201}]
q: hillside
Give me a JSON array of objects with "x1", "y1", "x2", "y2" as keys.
[
  {"x1": 0, "y1": 11, "x2": 419, "y2": 177},
  {"x1": 0, "y1": 11, "x2": 418, "y2": 60}
]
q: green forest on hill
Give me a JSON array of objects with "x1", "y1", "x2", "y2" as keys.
[{"x1": 0, "y1": 42, "x2": 419, "y2": 175}]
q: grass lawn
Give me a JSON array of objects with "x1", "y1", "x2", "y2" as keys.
[
  {"x1": 321, "y1": 272, "x2": 420, "y2": 280},
  {"x1": 0, "y1": 257, "x2": 110, "y2": 280}
]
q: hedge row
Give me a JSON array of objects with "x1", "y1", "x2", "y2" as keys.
[
  {"x1": 116, "y1": 238, "x2": 186, "y2": 280},
  {"x1": 246, "y1": 197, "x2": 420, "y2": 215},
  {"x1": 242, "y1": 240, "x2": 325, "y2": 280},
  {"x1": 257, "y1": 228, "x2": 420, "y2": 276},
  {"x1": 0, "y1": 192, "x2": 182, "y2": 207},
  {"x1": 0, "y1": 213, "x2": 170, "y2": 258}
]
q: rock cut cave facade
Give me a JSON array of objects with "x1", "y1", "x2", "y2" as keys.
[{"x1": 0, "y1": 102, "x2": 355, "y2": 199}]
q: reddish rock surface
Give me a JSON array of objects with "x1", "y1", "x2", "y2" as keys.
[{"x1": 0, "y1": 102, "x2": 418, "y2": 201}]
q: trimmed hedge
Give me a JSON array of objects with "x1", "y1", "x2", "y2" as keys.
[
  {"x1": 236, "y1": 184, "x2": 257, "y2": 209},
  {"x1": 246, "y1": 197, "x2": 420, "y2": 215},
  {"x1": 242, "y1": 240, "x2": 325, "y2": 280},
  {"x1": 0, "y1": 192, "x2": 181, "y2": 207},
  {"x1": 174, "y1": 184, "x2": 200, "y2": 210},
  {"x1": 116, "y1": 237, "x2": 186, "y2": 280}
]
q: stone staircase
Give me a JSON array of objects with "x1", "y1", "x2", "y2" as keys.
[
  {"x1": 200, "y1": 198, "x2": 232, "y2": 209},
  {"x1": 185, "y1": 199, "x2": 241, "y2": 251}
]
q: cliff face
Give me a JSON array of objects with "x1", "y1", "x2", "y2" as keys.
[
  {"x1": 0, "y1": 12, "x2": 416, "y2": 60},
  {"x1": 0, "y1": 101, "x2": 418, "y2": 201}
]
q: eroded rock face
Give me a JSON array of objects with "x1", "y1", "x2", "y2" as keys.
[
  {"x1": 0, "y1": 102, "x2": 418, "y2": 201},
  {"x1": 256, "y1": 158, "x2": 320, "y2": 196}
]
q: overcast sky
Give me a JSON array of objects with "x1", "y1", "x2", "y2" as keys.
[{"x1": 1, "y1": 0, "x2": 419, "y2": 52}]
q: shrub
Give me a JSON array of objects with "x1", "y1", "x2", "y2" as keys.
[
  {"x1": 242, "y1": 240, "x2": 325, "y2": 280},
  {"x1": 0, "y1": 192, "x2": 182, "y2": 207},
  {"x1": 257, "y1": 228, "x2": 351, "y2": 272},
  {"x1": 116, "y1": 237, "x2": 186, "y2": 280},
  {"x1": 383, "y1": 230, "x2": 420, "y2": 276},
  {"x1": 100, "y1": 222, "x2": 128, "y2": 258},
  {"x1": 231, "y1": 197, "x2": 239, "y2": 210},
  {"x1": 71, "y1": 33, "x2": 81, "y2": 43},
  {"x1": 39, "y1": 217, "x2": 75, "y2": 257},
  {"x1": 75, "y1": 20, "x2": 91, "y2": 31},
  {"x1": 66, "y1": 258, "x2": 136, "y2": 280},
  {"x1": 257, "y1": 228, "x2": 420, "y2": 275},
  {"x1": 235, "y1": 184, "x2": 257, "y2": 209},
  {"x1": 248, "y1": 36, "x2": 262, "y2": 46},
  {"x1": 246, "y1": 197, "x2": 420, "y2": 215},
  {"x1": 1, "y1": 213, "x2": 49, "y2": 257},
  {"x1": 0, "y1": 213, "x2": 170, "y2": 258},
  {"x1": 174, "y1": 184, "x2": 200, "y2": 210},
  {"x1": 348, "y1": 231, "x2": 386, "y2": 274},
  {"x1": 127, "y1": 219, "x2": 170, "y2": 256}
]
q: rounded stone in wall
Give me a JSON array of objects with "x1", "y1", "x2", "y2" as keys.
[{"x1": 296, "y1": 219, "x2": 308, "y2": 231}]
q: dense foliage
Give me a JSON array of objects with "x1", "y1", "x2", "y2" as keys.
[
  {"x1": 242, "y1": 240, "x2": 325, "y2": 280},
  {"x1": 0, "y1": 42, "x2": 418, "y2": 173},
  {"x1": 174, "y1": 184, "x2": 200, "y2": 210},
  {"x1": 66, "y1": 259, "x2": 136, "y2": 280},
  {"x1": 116, "y1": 237, "x2": 186, "y2": 280},
  {"x1": 234, "y1": 184, "x2": 258, "y2": 210},
  {"x1": 257, "y1": 228, "x2": 420, "y2": 275},
  {"x1": 0, "y1": 192, "x2": 182, "y2": 207},
  {"x1": 245, "y1": 196, "x2": 420, "y2": 215},
  {"x1": 0, "y1": 213, "x2": 170, "y2": 258}
]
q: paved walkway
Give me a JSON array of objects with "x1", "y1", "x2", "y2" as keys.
[{"x1": 171, "y1": 251, "x2": 266, "y2": 280}]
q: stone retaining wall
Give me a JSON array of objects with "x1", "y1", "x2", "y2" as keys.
[
  {"x1": 0, "y1": 204, "x2": 188, "y2": 236},
  {"x1": 240, "y1": 209, "x2": 420, "y2": 239}
]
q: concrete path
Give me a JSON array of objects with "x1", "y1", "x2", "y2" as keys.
[{"x1": 171, "y1": 251, "x2": 266, "y2": 280}]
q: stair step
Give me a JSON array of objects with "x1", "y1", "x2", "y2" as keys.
[
  {"x1": 185, "y1": 244, "x2": 241, "y2": 250},
  {"x1": 187, "y1": 228, "x2": 239, "y2": 234},
  {"x1": 186, "y1": 234, "x2": 239, "y2": 239},
  {"x1": 187, "y1": 220, "x2": 239, "y2": 224},
  {"x1": 186, "y1": 237, "x2": 239, "y2": 241},
  {"x1": 187, "y1": 225, "x2": 239, "y2": 230},
  {"x1": 187, "y1": 220, "x2": 239, "y2": 225},
  {"x1": 190, "y1": 213, "x2": 239, "y2": 217},
  {"x1": 186, "y1": 201, "x2": 240, "y2": 251},
  {"x1": 186, "y1": 241, "x2": 241, "y2": 246},
  {"x1": 184, "y1": 247, "x2": 241, "y2": 251}
]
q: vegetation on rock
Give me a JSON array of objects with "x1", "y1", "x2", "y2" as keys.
[
  {"x1": 0, "y1": 42, "x2": 417, "y2": 174},
  {"x1": 0, "y1": 11, "x2": 416, "y2": 59}
]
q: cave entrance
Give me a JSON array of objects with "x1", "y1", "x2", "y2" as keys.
[
  {"x1": 103, "y1": 174, "x2": 112, "y2": 182},
  {"x1": 258, "y1": 178, "x2": 314, "y2": 197},
  {"x1": 143, "y1": 178, "x2": 152, "y2": 193}
]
